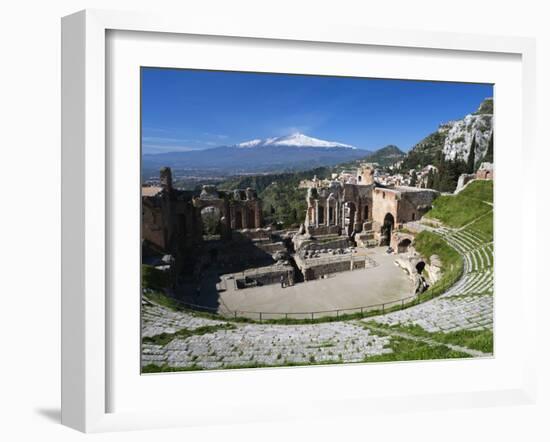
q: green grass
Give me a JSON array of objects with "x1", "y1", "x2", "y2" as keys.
[
  {"x1": 425, "y1": 180, "x2": 493, "y2": 227},
  {"x1": 306, "y1": 341, "x2": 335, "y2": 349},
  {"x1": 426, "y1": 194, "x2": 491, "y2": 227},
  {"x1": 144, "y1": 290, "x2": 184, "y2": 311},
  {"x1": 438, "y1": 329, "x2": 493, "y2": 353},
  {"x1": 448, "y1": 292, "x2": 493, "y2": 301},
  {"x1": 364, "y1": 336, "x2": 471, "y2": 362},
  {"x1": 142, "y1": 265, "x2": 170, "y2": 290},
  {"x1": 141, "y1": 324, "x2": 481, "y2": 373},
  {"x1": 460, "y1": 180, "x2": 493, "y2": 203},
  {"x1": 468, "y1": 211, "x2": 493, "y2": 242},
  {"x1": 414, "y1": 231, "x2": 460, "y2": 268},
  {"x1": 412, "y1": 231, "x2": 464, "y2": 299},
  {"x1": 142, "y1": 323, "x2": 236, "y2": 346},
  {"x1": 365, "y1": 322, "x2": 493, "y2": 354}
]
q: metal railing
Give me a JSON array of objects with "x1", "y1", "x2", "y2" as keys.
[
  {"x1": 228, "y1": 294, "x2": 421, "y2": 321},
  {"x1": 162, "y1": 292, "x2": 438, "y2": 322}
]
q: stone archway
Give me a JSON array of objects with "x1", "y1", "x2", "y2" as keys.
[
  {"x1": 344, "y1": 202, "x2": 356, "y2": 237},
  {"x1": 200, "y1": 206, "x2": 222, "y2": 237},
  {"x1": 327, "y1": 195, "x2": 337, "y2": 225},
  {"x1": 246, "y1": 208, "x2": 255, "y2": 228},
  {"x1": 397, "y1": 238, "x2": 412, "y2": 253},
  {"x1": 381, "y1": 213, "x2": 394, "y2": 246},
  {"x1": 233, "y1": 209, "x2": 243, "y2": 229}
]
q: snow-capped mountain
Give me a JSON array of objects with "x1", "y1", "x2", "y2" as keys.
[
  {"x1": 236, "y1": 133, "x2": 356, "y2": 149},
  {"x1": 142, "y1": 132, "x2": 368, "y2": 176}
]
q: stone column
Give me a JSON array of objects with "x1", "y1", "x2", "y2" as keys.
[
  {"x1": 314, "y1": 200, "x2": 319, "y2": 227},
  {"x1": 230, "y1": 207, "x2": 236, "y2": 229},
  {"x1": 241, "y1": 209, "x2": 247, "y2": 229},
  {"x1": 254, "y1": 202, "x2": 262, "y2": 228}
]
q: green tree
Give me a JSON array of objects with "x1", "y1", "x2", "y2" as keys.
[
  {"x1": 201, "y1": 209, "x2": 221, "y2": 235},
  {"x1": 483, "y1": 132, "x2": 494, "y2": 163},
  {"x1": 467, "y1": 136, "x2": 476, "y2": 173},
  {"x1": 410, "y1": 170, "x2": 417, "y2": 187},
  {"x1": 426, "y1": 169, "x2": 435, "y2": 189}
]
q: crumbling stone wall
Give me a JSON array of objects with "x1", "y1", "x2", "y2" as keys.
[
  {"x1": 476, "y1": 162, "x2": 494, "y2": 180},
  {"x1": 305, "y1": 181, "x2": 373, "y2": 235},
  {"x1": 371, "y1": 188, "x2": 399, "y2": 233},
  {"x1": 234, "y1": 265, "x2": 295, "y2": 289},
  {"x1": 372, "y1": 187, "x2": 438, "y2": 233}
]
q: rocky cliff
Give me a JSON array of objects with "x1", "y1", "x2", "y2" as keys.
[
  {"x1": 442, "y1": 99, "x2": 493, "y2": 163},
  {"x1": 400, "y1": 98, "x2": 493, "y2": 170}
]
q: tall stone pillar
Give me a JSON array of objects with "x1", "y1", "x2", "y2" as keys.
[
  {"x1": 241, "y1": 209, "x2": 248, "y2": 229},
  {"x1": 160, "y1": 167, "x2": 173, "y2": 192},
  {"x1": 254, "y1": 202, "x2": 262, "y2": 228},
  {"x1": 314, "y1": 200, "x2": 319, "y2": 227}
]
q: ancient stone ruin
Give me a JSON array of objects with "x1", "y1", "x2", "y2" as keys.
[
  {"x1": 142, "y1": 163, "x2": 441, "y2": 299},
  {"x1": 142, "y1": 167, "x2": 293, "y2": 291}
]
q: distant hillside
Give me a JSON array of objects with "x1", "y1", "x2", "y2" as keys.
[
  {"x1": 217, "y1": 167, "x2": 335, "y2": 228},
  {"x1": 218, "y1": 167, "x2": 332, "y2": 194},
  {"x1": 365, "y1": 144, "x2": 405, "y2": 166},
  {"x1": 332, "y1": 144, "x2": 405, "y2": 171}
]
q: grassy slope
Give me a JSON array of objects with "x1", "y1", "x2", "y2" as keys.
[
  {"x1": 425, "y1": 180, "x2": 493, "y2": 227},
  {"x1": 460, "y1": 180, "x2": 493, "y2": 203},
  {"x1": 469, "y1": 211, "x2": 493, "y2": 241},
  {"x1": 413, "y1": 231, "x2": 463, "y2": 298},
  {"x1": 364, "y1": 322, "x2": 492, "y2": 354}
]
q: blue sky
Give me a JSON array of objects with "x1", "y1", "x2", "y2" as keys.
[{"x1": 141, "y1": 68, "x2": 493, "y2": 154}]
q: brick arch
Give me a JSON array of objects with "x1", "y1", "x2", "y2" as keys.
[{"x1": 381, "y1": 212, "x2": 395, "y2": 246}]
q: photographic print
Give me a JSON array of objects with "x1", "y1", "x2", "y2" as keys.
[{"x1": 140, "y1": 68, "x2": 494, "y2": 373}]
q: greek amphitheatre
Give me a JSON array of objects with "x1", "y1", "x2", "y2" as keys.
[{"x1": 141, "y1": 164, "x2": 494, "y2": 372}]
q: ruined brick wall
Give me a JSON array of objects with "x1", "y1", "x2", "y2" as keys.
[
  {"x1": 303, "y1": 261, "x2": 351, "y2": 280},
  {"x1": 372, "y1": 188, "x2": 399, "y2": 231},
  {"x1": 229, "y1": 198, "x2": 262, "y2": 230},
  {"x1": 397, "y1": 190, "x2": 439, "y2": 224},
  {"x1": 390, "y1": 231, "x2": 415, "y2": 253},
  {"x1": 299, "y1": 237, "x2": 352, "y2": 254},
  {"x1": 476, "y1": 169, "x2": 494, "y2": 180},
  {"x1": 306, "y1": 225, "x2": 342, "y2": 236},
  {"x1": 302, "y1": 259, "x2": 371, "y2": 280},
  {"x1": 372, "y1": 187, "x2": 438, "y2": 232},
  {"x1": 356, "y1": 164, "x2": 375, "y2": 185},
  {"x1": 142, "y1": 198, "x2": 167, "y2": 251},
  {"x1": 235, "y1": 266, "x2": 294, "y2": 288}
]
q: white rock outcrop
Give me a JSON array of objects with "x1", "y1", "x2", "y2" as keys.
[{"x1": 442, "y1": 112, "x2": 493, "y2": 163}]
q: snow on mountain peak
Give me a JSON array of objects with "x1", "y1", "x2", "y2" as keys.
[
  {"x1": 236, "y1": 133, "x2": 356, "y2": 149},
  {"x1": 237, "y1": 139, "x2": 263, "y2": 148}
]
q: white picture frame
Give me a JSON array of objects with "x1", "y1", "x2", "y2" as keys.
[{"x1": 61, "y1": 9, "x2": 537, "y2": 433}]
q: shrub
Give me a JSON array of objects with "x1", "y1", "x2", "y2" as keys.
[{"x1": 141, "y1": 264, "x2": 170, "y2": 290}]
